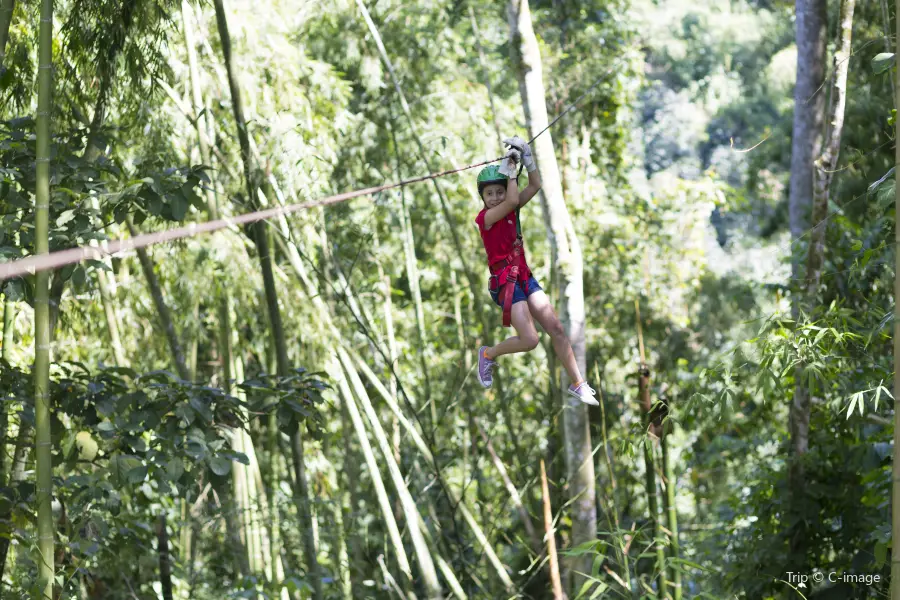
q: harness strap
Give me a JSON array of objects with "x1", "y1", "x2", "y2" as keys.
[
  {"x1": 491, "y1": 239, "x2": 528, "y2": 328},
  {"x1": 501, "y1": 265, "x2": 518, "y2": 327},
  {"x1": 495, "y1": 162, "x2": 528, "y2": 328}
]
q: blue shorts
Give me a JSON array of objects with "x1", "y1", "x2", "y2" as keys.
[{"x1": 490, "y1": 276, "x2": 542, "y2": 307}]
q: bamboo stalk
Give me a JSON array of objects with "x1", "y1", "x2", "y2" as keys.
[
  {"x1": 661, "y1": 423, "x2": 681, "y2": 600},
  {"x1": 357, "y1": 0, "x2": 490, "y2": 347},
  {"x1": 540, "y1": 460, "x2": 565, "y2": 600},
  {"x1": 595, "y1": 364, "x2": 634, "y2": 598},
  {"x1": 336, "y1": 348, "x2": 443, "y2": 598},
  {"x1": 328, "y1": 459, "x2": 353, "y2": 600},
  {"x1": 639, "y1": 369, "x2": 667, "y2": 597},
  {"x1": 468, "y1": 5, "x2": 503, "y2": 154},
  {"x1": 267, "y1": 206, "x2": 509, "y2": 592},
  {"x1": 477, "y1": 421, "x2": 540, "y2": 552},
  {"x1": 892, "y1": 0, "x2": 900, "y2": 595},
  {"x1": 349, "y1": 351, "x2": 515, "y2": 593},
  {"x1": 34, "y1": 0, "x2": 53, "y2": 595},
  {"x1": 211, "y1": 1, "x2": 321, "y2": 594},
  {"x1": 2, "y1": 295, "x2": 12, "y2": 362},
  {"x1": 386, "y1": 111, "x2": 431, "y2": 404},
  {"x1": 332, "y1": 355, "x2": 415, "y2": 587}
]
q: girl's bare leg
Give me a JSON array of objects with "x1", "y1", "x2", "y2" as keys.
[
  {"x1": 486, "y1": 301, "x2": 540, "y2": 359},
  {"x1": 525, "y1": 291, "x2": 585, "y2": 384}
]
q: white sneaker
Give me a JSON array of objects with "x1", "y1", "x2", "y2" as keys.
[{"x1": 567, "y1": 381, "x2": 599, "y2": 406}]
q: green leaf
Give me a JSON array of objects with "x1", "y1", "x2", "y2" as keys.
[
  {"x1": 209, "y1": 456, "x2": 231, "y2": 476},
  {"x1": 221, "y1": 450, "x2": 249, "y2": 465},
  {"x1": 559, "y1": 539, "x2": 602, "y2": 557},
  {"x1": 126, "y1": 465, "x2": 148, "y2": 484},
  {"x1": 189, "y1": 396, "x2": 213, "y2": 423},
  {"x1": 2, "y1": 279, "x2": 24, "y2": 302},
  {"x1": 166, "y1": 459, "x2": 184, "y2": 481},
  {"x1": 175, "y1": 402, "x2": 194, "y2": 426},
  {"x1": 169, "y1": 196, "x2": 188, "y2": 221},
  {"x1": 109, "y1": 454, "x2": 142, "y2": 485},
  {"x1": 185, "y1": 439, "x2": 206, "y2": 461},
  {"x1": 588, "y1": 582, "x2": 609, "y2": 599},
  {"x1": 875, "y1": 541, "x2": 888, "y2": 569},
  {"x1": 670, "y1": 557, "x2": 709, "y2": 571},
  {"x1": 180, "y1": 180, "x2": 203, "y2": 210},
  {"x1": 71, "y1": 265, "x2": 86, "y2": 287},
  {"x1": 873, "y1": 52, "x2": 895, "y2": 74},
  {"x1": 55, "y1": 210, "x2": 76, "y2": 228},
  {"x1": 846, "y1": 393, "x2": 860, "y2": 420}
]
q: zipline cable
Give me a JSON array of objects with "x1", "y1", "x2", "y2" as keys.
[
  {"x1": 0, "y1": 157, "x2": 500, "y2": 282},
  {"x1": 0, "y1": 60, "x2": 627, "y2": 283}
]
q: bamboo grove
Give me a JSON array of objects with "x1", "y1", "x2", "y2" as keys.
[{"x1": 0, "y1": 0, "x2": 899, "y2": 599}]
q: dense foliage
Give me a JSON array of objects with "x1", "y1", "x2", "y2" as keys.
[{"x1": 0, "y1": 0, "x2": 895, "y2": 598}]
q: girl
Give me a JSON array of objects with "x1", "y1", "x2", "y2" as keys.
[{"x1": 474, "y1": 136, "x2": 598, "y2": 406}]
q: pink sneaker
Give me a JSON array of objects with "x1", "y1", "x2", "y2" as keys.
[
  {"x1": 477, "y1": 346, "x2": 496, "y2": 388},
  {"x1": 568, "y1": 381, "x2": 599, "y2": 406}
]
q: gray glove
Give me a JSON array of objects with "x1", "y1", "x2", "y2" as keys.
[
  {"x1": 497, "y1": 147, "x2": 521, "y2": 178},
  {"x1": 503, "y1": 135, "x2": 536, "y2": 172}
]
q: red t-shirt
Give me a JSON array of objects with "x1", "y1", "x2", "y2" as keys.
[{"x1": 475, "y1": 208, "x2": 531, "y2": 287}]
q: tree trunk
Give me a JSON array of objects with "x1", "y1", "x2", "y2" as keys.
[
  {"x1": 182, "y1": 0, "x2": 216, "y2": 179},
  {"x1": 188, "y1": 299, "x2": 200, "y2": 380},
  {"x1": 211, "y1": 2, "x2": 321, "y2": 595},
  {"x1": 1, "y1": 295, "x2": 11, "y2": 485},
  {"x1": 541, "y1": 460, "x2": 566, "y2": 600},
  {"x1": 0, "y1": 0, "x2": 14, "y2": 71},
  {"x1": 0, "y1": 422, "x2": 28, "y2": 582},
  {"x1": 288, "y1": 423, "x2": 321, "y2": 598},
  {"x1": 788, "y1": 0, "x2": 827, "y2": 285},
  {"x1": 218, "y1": 478, "x2": 252, "y2": 578},
  {"x1": 128, "y1": 220, "x2": 191, "y2": 381},
  {"x1": 217, "y1": 302, "x2": 253, "y2": 574},
  {"x1": 806, "y1": 0, "x2": 855, "y2": 299},
  {"x1": 331, "y1": 478, "x2": 354, "y2": 600},
  {"x1": 507, "y1": 0, "x2": 596, "y2": 592},
  {"x1": 786, "y1": 0, "x2": 834, "y2": 565},
  {"x1": 267, "y1": 410, "x2": 283, "y2": 593},
  {"x1": 35, "y1": 0, "x2": 54, "y2": 596},
  {"x1": 157, "y1": 514, "x2": 174, "y2": 600},
  {"x1": 91, "y1": 197, "x2": 127, "y2": 368}
]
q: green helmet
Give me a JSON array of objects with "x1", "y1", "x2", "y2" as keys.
[{"x1": 477, "y1": 164, "x2": 508, "y2": 197}]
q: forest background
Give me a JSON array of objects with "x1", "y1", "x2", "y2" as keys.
[{"x1": 0, "y1": 0, "x2": 896, "y2": 598}]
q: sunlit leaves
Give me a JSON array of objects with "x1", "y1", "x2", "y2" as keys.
[
  {"x1": 843, "y1": 383, "x2": 893, "y2": 419},
  {"x1": 872, "y1": 52, "x2": 894, "y2": 74}
]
